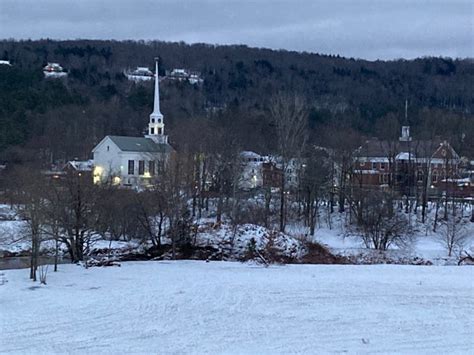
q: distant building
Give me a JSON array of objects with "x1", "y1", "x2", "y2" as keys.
[
  {"x1": 63, "y1": 159, "x2": 94, "y2": 174},
  {"x1": 165, "y1": 68, "x2": 203, "y2": 85},
  {"x1": 125, "y1": 66, "x2": 154, "y2": 82},
  {"x1": 353, "y1": 126, "x2": 467, "y2": 196},
  {"x1": 238, "y1": 151, "x2": 268, "y2": 190},
  {"x1": 43, "y1": 63, "x2": 67, "y2": 78},
  {"x1": 0, "y1": 60, "x2": 11, "y2": 66},
  {"x1": 238, "y1": 151, "x2": 301, "y2": 190},
  {"x1": 92, "y1": 59, "x2": 173, "y2": 189},
  {"x1": 262, "y1": 162, "x2": 283, "y2": 188}
]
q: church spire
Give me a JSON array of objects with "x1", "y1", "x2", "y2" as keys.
[
  {"x1": 152, "y1": 58, "x2": 162, "y2": 117},
  {"x1": 145, "y1": 57, "x2": 168, "y2": 144}
]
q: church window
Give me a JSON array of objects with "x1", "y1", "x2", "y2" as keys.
[
  {"x1": 149, "y1": 161, "x2": 155, "y2": 176},
  {"x1": 158, "y1": 128, "x2": 162, "y2": 135},
  {"x1": 107, "y1": 145, "x2": 110, "y2": 151},
  {"x1": 151, "y1": 118, "x2": 155, "y2": 123},
  {"x1": 150, "y1": 127, "x2": 155, "y2": 134},
  {"x1": 158, "y1": 118, "x2": 161, "y2": 123},
  {"x1": 138, "y1": 160, "x2": 145, "y2": 175},
  {"x1": 128, "y1": 160, "x2": 135, "y2": 175}
]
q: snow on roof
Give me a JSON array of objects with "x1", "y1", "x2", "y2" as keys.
[
  {"x1": 66, "y1": 159, "x2": 94, "y2": 171},
  {"x1": 0, "y1": 60, "x2": 11, "y2": 66},
  {"x1": 396, "y1": 152, "x2": 415, "y2": 160},
  {"x1": 240, "y1": 151, "x2": 261, "y2": 159}
]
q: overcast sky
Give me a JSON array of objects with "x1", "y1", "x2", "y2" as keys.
[{"x1": 1, "y1": 0, "x2": 472, "y2": 60}]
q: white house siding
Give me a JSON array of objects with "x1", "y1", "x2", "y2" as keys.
[{"x1": 92, "y1": 137, "x2": 164, "y2": 188}]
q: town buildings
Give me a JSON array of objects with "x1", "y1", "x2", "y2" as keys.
[{"x1": 353, "y1": 126, "x2": 472, "y2": 197}]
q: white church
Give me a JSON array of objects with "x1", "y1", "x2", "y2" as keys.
[{"x1": 92, "y1": 59, "x2": 173, "y2": 188}]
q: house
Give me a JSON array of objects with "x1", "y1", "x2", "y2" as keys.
[
  {"x1": 165, "y1": 68, "x2": 203, "y2": 85},
  {"x1": 238, "y1": 151, "x2": 268, "y2": 190},
  {"x1": 43, "y1": 63, "x2": 67, "y2": 78},
  {"x1": 354, "y1": 126, "x2": 463, "y2": 196},
  {"x1": 62, "y1": 159, "x2": 94, "y2": 179},
  {"x1": 238, "y1": 151, "x2": 301, "y2": 190},
  {"x1": 262, "y1": 162, "x2": 283, "y2": 188},
  {"x1": 92, "y1": 59, "x2": 173, "y2": 189},
  {"x1": 125, "y1": 66, "x2": 154, "y2": 81}
]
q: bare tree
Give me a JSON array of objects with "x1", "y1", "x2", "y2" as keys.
[
  {"x1": 10, "y1": 166, "x2": 47, "y2": 281},
  {"x1": 351, "y1": 189, "x2": 412, "y2": 251},
  {"x1": 48, "y1": 170, "x2": 99, "y2": 263},
  {"x1": 437, "y1": 205, "x2": 469, "y2": 257},
  {"x1": 269, "y1": 93, "x2": 308, "y2": 232},
  {"x1": 299, "y1": 147, "x2": 330, "y2": 236}
]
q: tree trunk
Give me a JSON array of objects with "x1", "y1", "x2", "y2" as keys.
[
  {"x1": 264, "y1": 187, "x2": 271, "y2": 228},
  {"x1": 54, "y1": 238, "x2": 58, "y2": 272},
  {"x1": 279, "y1": 173, "x2": 285, "y2": 232}
]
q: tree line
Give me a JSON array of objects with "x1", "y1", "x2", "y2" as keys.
[
  {"x1": 4, "y1": 93, "x2": 471, "y2": 282},
  {"x1": 0, "y1": 39, "x2": 473, "y2": 166}
]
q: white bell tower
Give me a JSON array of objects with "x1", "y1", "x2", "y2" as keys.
[{"x1": 145, "y1": 58, "x2": 168, "y2": 144}]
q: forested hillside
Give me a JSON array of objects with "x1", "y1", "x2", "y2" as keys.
[{"x1": 0, "y1": 39, "x2": 473, "y2": 164}]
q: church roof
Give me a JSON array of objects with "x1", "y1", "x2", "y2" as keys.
[
  {"x1": 108, "y1": 136, "x2": 172, "y2": 153},
  {"x1": 356, "y1": 138, "x2": 447, "y2": 159}
]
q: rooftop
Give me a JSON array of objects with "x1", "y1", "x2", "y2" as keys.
[{"x1": 108, "y1": 135, "x2": 172, "y2": 153}]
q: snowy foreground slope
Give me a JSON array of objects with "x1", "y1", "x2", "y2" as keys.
[{"x1": 1, "y1": 261, "x2": 473, "y2": 354}]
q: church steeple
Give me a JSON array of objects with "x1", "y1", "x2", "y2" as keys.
[{"x1": 146, "y1": 58, "x2": 168, "y2": 144}]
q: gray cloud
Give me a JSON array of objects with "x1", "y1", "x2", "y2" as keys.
[{"x1": 0, "y1": 0, "x2": 472, "y2": 60}]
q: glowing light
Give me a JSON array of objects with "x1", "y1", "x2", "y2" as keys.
[
  {"x1": 93, "y1": 166, "x2": 103, "y2": 184},
  {"x1": 143, "y1": 172, "x2": 151, "y2": 178},
  {"x1": 113, "y1": 176, "x2": 121, "y2": 185}
]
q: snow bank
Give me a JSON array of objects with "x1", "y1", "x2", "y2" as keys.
[{"x1": 195, "y1": 223, "x2": 307, "y2": 261}]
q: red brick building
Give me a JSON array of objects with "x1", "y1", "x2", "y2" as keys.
[{"x1": 353, "y1": 126, "x2": 471, "y2": 197}]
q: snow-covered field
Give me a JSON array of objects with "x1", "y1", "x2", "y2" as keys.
[{"x1": 1, "y1": 261, "x2": 473, "y2": 354}]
